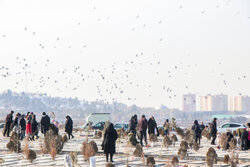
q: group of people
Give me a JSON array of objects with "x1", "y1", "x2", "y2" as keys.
[
  {"x1": 3, "y1": 110, "x2": 74, "y2": 141},
  {"x1": 101, "y1": 115, "x2": 172, "y2": 162},
  {"x1": 3, "y1": 111, "x2": 40, "y2": 140},
  {"x1": 191, "y1": 118, "x2": 250, "y2": 150},
  {"x1": 129, "y1": 115, "x2": 162, "y2": 146}
]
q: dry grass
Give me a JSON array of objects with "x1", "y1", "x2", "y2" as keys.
[
  {"x1": 146, "y1": 156, "x2": 155, "y2": 166},
  {"x1": 50, "y1": 141, "x2": 57, "y2": 160},
  {"x1": 97, "y1": 130, "x2": 102, "y2": 138},
  {"x1": 224, "y1": 154, "x2": 229, "y2": 164},
  {"x1": 0, "y1": 158, "x2": 4, "y2": 165},
  {"x1": 62, "y1": 134, "x2": 68, "y2": 143},
  {"x1": 229, "y1": 138, "x2": 237, "y2": 150},
  {"x1": 133, "y1": 144, "x2": 143, "y2": 157},
  {"x1": 127, "y1": 133, "x2": 137, "y2": 147},
  {"x1": 229, "y1": 152, "x2": 239, "y2": 166},
  {"x1": 70, "y1": 152, "x2": 78, "y2": 167},
  {"x1": 6, "y1": 132, "x2": 21, "y2": 153},
  {"x1": 41, "y1": 130, "x2": 64, "y2": 155},
  {"x1": 23, "y1": 137, "x2": 36, "y2": 163},
  {"x1": 158, "y1": 128, "x2": 164, "y2": 136},
  {"x1": 149, "y1": 134, "x2": 158, "y2": 142},
  {"x1": 178, "y1": 141, "x2": 188, "y2": 160},
  {"x1": 106, "y1": 162, "x2": 115, "y2": 167},
  {"x1": 171, "y1": 156, "x2": 179, "y2": 166},
  {"x1": 206, "y1": 147, "x2": 218, "y2": 167},
  {"x1": 81, "y1": 141, "x2": 98, "y2": 162},
  {"x1": 218, "y1": 133, "x2": 227, "y2": 150},
  {"x1": 193, "y1": 142, "x2": 199, "y2": 152},
  {"x1": 202, "y1": 129, "x2": 211, "y2": 140},
  {"x1": 163, "y1": 136, "x2": 172, "y2": 149}
]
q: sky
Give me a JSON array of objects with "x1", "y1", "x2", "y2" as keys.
[{"x1": 0, "y1": 0, "x2": 250, "y2": 109}]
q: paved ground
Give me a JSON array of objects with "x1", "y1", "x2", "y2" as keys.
[{"x1": 0, "y1": 130, "x2": 249, "y2": 167}]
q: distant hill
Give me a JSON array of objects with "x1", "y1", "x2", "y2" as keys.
[
  {"x1": 0, "y1": 90, "x2": 178, "y2": 124},
  {"x1": 1, "y1": 90, "x2": 245, "y2": 125}
]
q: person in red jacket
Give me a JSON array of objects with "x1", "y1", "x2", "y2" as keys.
[{"x1": 26, "y1": 120, "x2": 32, "y2": 139}]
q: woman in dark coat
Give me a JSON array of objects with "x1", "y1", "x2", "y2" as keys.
[
  {"x1": 191, "y1": 120, "x2": 201, "y2": 144},
  {"x1": 31, "y1": 114, "x2": 38, "y2": 140},
  {"x1": 65, "y1": 115, "x2": 74, "y2": 139},
  {"x1": 147, "y1": 116, "x2": 159, "y2": 136},
  {"x1": 102, "y1": 123, "x2": 118, "y2": 162}
]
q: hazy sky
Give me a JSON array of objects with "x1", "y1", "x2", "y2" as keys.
[{"x1": 0, "y1": 0, "x2": 250, "y2": 109}]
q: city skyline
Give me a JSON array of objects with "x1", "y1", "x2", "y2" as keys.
[{"x1": 183, "y1": 93, "x2": 250, "y2": 112}]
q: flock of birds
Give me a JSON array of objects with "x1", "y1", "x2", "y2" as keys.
[{"x1": 0, "y1": 1, "x2": 250, "y2": 105}]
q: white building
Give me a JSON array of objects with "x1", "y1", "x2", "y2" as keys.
[{"x1": 182, "y1": 94, "x2": 196, "y2": 111}]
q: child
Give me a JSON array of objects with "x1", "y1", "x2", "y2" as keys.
[{"x1": 26, "y1": 120, "x2": 32, "y2": 140}]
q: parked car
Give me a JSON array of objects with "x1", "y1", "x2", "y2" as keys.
[
  {"x1": 91, "y1": 122, "x2": 106, "y2": 130},
  {"x1": 218, "y1": 123, "x2": 246, "y2": 133},
  {"x1": 0, "y1": 123, "x2": 4, "y2": 129},
  {"x1": 114, "y1": 123, "x2": 128, "y2": 131}
]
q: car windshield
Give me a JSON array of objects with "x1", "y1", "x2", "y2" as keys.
[
  {"x1": 230, "y1": 124, "x2": 240, "y2": 128},
  {"x1": 221, "y1": 124, "x2": 230, "y2": 128},
  {"x1": 115, "y1": 124, "x2": 126, "y2": 129}
]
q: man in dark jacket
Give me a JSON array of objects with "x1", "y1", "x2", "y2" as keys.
[
  {"x1": 200, "y1": 121, "x2": 205, "y2": 131},
  {"x1": 31, "y1": 114, "x2": 39, "y2": 140},
  {"x1": 147, "y1": 116, "x2": 159, "y2": 136},
  {"x1": 3, "y1": 110, "x2": 14, "y2": 137},
  {"x1": 138, "y1": 115, "x2": 148, "y2": 146},
  {"x1": 210, "y1": 118, "x2": 217, "y2": 145},
  {"x1": 129, "y1": 115, "x2": 138, "y2": 136},
  {"x1": 192, "y1": 120, "x2": 201, "y2": 144},
  {"x1": 65, "y1": 115, "x2": 74, "y2": 139},
  {"x1": 40, "y1": 112, "x2": 50, "y2": 136},
  {"x1": 19, "y1": 114, "x2": 26, "y2": 140},
  {"x1": 241, "y1": 129, "x2": 249, "y2": 150}
]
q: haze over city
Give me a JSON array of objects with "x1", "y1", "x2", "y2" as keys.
[{"x1": 0, "y1": 0, "x2": 250, "y2": 109}]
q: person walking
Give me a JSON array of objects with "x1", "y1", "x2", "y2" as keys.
[
  {"x1": 163, "y1": 119, "x2": 170, "y2": 136},
  {"x1": 26, "y1": 120, "x2": 32, "y2": 140},
  {"x1": 129, "y1": 115, "x2": 137, "y2": 136},
  {"x1": 13, "y1": 113, "x2": 21, "y2": 134},
  {"x1": 210, "y1": 118, "x2": 217, "y2": 145},
  {"x1": 192, "y1": 120, "x2": 201, "y2": 145},
  {"x1": 3, "y1": 110, "x2": 14, "y2": 137},
  {"x1": 40, "y1": 112, "x2": 50, "y2": 136},
  {"x1": 19, "y1": 114, "x2": 26, "y2": 140},
  {"x1": 138, "y1": 115, "x2": 148, "y2": 146},
  {"x1": 147, "y1": 116, "x2": 158, "y2": 136},
  {"x1": 102, "y1": 123, "x2": 118, "y2": 162},
  {"x1": 65, "y1": 115, "x2": 74, "y2": 139},
  {"x1": 31, "y1": 115, "x2": 39, "y2": 140}
]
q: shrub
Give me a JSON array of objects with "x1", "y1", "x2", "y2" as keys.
[
  {"x1": 81, "y1": 141, "x2": 98, "y2": 161},
  {"x1": 193, "y1": 142, "x2": 199, "y2": 152},
  {"x1": 70, "y1": 152, "x2": 78, "y2": 167},
  {"x1": 146, "y1": 157, "x2": 155, "y2": 166},
  {"x1": 206, "y1": 147, "x2": 217, "y2": 167},
  {"x1": 133, "y1": 144, "x2": 143, "y2": 157},
  {"x1": 163, "y1": 136, "x2": 172, "y2": 148},
  {"x1": 224, "y1": 155, "x2": 229, "y2": 164},
  {"x1": 62, "y1": 134, "x2": 68, "y2": 143},
  {"x1": 6, "y1": 132, "x2": 21, "y2": 153},
  {"x1": 171, "y1": 156, "x2": 179, "y2": 166},
  {"x1": 106, "y1": 162, "x2": 115, "y2": 167},
  {"x1": 149, "y1": 134, "x2": 158, "y2": 142},
  {"x1": 128, "y1": 133, "x2": 137, "y2": 147},
  {"x1": 27, "y1": 149, "x2": 36, "y2": 162}
]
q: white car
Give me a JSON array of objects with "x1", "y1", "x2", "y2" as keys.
[{"x1": 218, "y1": 123, "x2": 246, "y2": 133}]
